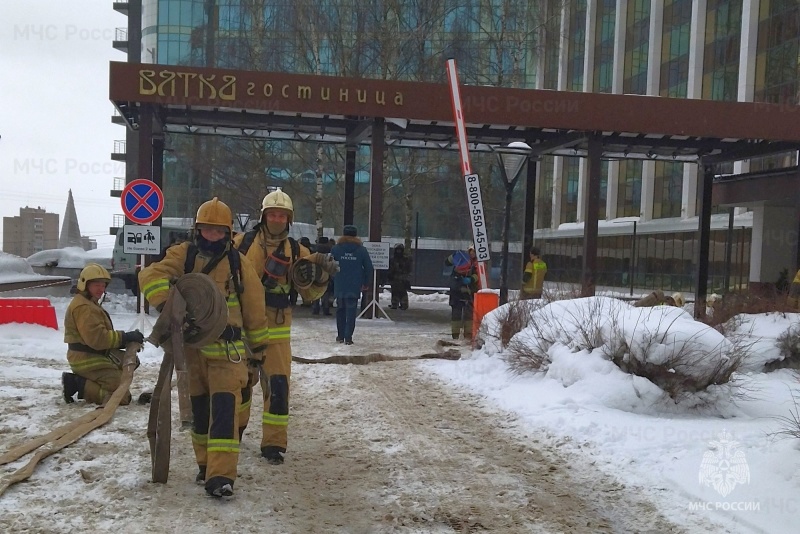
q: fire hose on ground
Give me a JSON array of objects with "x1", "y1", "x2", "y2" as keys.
[{"x1": 0, "y1": 341, "x2": 142, "y2": 497}]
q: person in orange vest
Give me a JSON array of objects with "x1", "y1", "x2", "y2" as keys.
[{"x1": 520, "y1": 247, "x2": 547, "y2": 300}]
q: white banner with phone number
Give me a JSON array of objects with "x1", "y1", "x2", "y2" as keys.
[{"x1": 463, "y1": 173, "x2": 490, "y2": 263}]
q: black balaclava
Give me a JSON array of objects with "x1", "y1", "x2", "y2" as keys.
[{"x1": 196, "y1": 231, "x2": 229, "y2": 256}]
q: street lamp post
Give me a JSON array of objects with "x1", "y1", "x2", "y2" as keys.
[{"x1": 496, "y1": 142, "x2": 532, "y2": 305}]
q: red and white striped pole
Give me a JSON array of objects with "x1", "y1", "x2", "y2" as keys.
[{"x1": 445, "y1": 59, "x2": 490, "y2": 290}]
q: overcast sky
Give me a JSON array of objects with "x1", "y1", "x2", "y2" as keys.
[{"x1": 0, "y1": 1, "x2": 125, "y2": 253}]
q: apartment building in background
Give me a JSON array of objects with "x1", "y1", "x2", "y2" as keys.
[{"x1": 2, "y1": 207, "x2": 59, "y2": 258}]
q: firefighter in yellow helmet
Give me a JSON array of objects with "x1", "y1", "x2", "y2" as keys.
[
  {"x1": 138, "y1": 197, "x2": 269, "y2": 499},
  {"x1": 234, "y1": 188, "x2": 338, "y2": 465},
  {"x1": 62, "y1": 263, "x2": 144, "y2": 405}
]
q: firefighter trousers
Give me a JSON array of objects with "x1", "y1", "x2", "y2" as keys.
[
  {"x1": 187, "y1": 347, "x2": 248, "y2": 484},
  {"x1": 239, "y1": 342, "x2": 291, "y2": 453},
  {"x1": 68, "y1": 355, "x2": 131, "y2": 405}
]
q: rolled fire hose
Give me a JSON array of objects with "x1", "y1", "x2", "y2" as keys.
[
  {"x1": 146, "y1": 273, "x2": 228, "y2": 483},
  {"x1": 290, "y1": 258, "x2": 324, "y2": 291}
]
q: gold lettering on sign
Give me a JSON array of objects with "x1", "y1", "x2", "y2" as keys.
[
  {"x1": 219, "y1": 75, "x2": 236, "y2": 100},
  {"x1": 177, "y1": 72, "x2": 197, "y2": 97},
  {"x1": 135, "y1": 68, "x2": 407, "y2": 108},
  {"x1": 139, "y1": 69, "x2": 157, "y2": 95},
  {"x1": 158, "y1": 70, "x2": 177, "y2": 96},
  {"x1": 198, "y1": 74, "x2": 217, "y2": 99},
  {"x1": 298, "y1": 85, "x2": 312, "y2": 99}
]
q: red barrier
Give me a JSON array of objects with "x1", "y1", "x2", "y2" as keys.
[
  {"x1": 0, "y1": 298, "x2": 58, "y2": 330},
  {"x1": 472, "y1": 291, "x2": 499, "y2": 346}
]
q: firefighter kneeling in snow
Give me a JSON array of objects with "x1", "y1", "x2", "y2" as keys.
[
  {"x1": 139, "y1": 197, "x2": 270, "y2": 499},
  {"x1": 234, "y1": 188, "x2": 338, "y2": 465},
  {"x1": 62, "y1": 263, "x2": 144, "y2": 406}
]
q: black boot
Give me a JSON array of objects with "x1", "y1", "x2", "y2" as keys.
[
  {"x1": 62, "y1": 372, "x2": 82, "y2": 404},
  {"x1": 261, "y1": 445, "x2": 285, "y2": 465},
  {"x1": 205, "y1": 475, "x2": 234, "y2": 498},
  {"x1": 137, "y1": 392, "x2": 153, "y2": 405},
  {"x1": 195, "y1": 465, "x2": 206, "y2": 485}
]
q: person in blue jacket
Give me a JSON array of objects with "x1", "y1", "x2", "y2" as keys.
[{"x1": 330, "y1": 225, "x2": 373, "y2": 345}]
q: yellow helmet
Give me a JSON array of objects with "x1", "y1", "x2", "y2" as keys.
[
  {"x1": 77, "y1": 263, "x2": 111, "y2": 291},
  {"x1": 261, "y1": 188, "x2": 294, "y2": 223},
  {"x1": 195, "y1": 197, "x2": 232, "y2": 233}
]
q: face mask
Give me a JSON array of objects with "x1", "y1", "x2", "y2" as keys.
[
  {"x1": 196, "y1": 235, "x2": 228, "y2": 255},
  {"x1": 266, "y1": 221, "x2": 287, "y2": 235}
]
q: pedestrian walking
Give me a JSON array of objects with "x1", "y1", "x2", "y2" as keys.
[{"x1": 331, "y1": 225, "x2": 373, "y2": 345}]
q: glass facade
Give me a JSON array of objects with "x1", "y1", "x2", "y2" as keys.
[
  {"x1": 593, "y1": 0, "x2": 616, "y2": 93},
  {"x1": 540, "y1": 228, "x2": 752, "y2": 293},
  {"x1": 702, "y1": 0, "x2": 742, "y2": 101},
  {"x1": 616, "y1": 160, "x2": 642, "y2": 217},
  {"x1": 560, "y1": 157, "x2": 580, "y2": 223},
  {"x1": 623, "y1": 0, "x2": 650, "y2": 95},
  {"x1": 566, "y1": 0, "x2": 588, "y2": 91},
  {"x1": 536, "y1": 156, "x2": 555, "y2": 229},
  {"x1": 653, "y1": 162, "x2": 682, "y2": 218},
  {"x1": 751, "y1": 0, "x2": 800, "y2": 171},
  {"x1": 659, "y1": 0, "x2": 692, "y2": 97}
]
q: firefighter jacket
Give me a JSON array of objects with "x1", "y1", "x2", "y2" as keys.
[
  {"x1": 64, "y1": 292, "x2": 125, "y2": 371},
  {"x1": 138, "y1": 242, "x2": 269, "y2": 360},
  {"x1": 233, "y1": 228, "x2": 323, "y2": 346},
  {"x1": 521, "y1": 258, "x2": 547, "y2": 297}
]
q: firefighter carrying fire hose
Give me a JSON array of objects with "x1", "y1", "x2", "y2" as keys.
[
  {"x1": 233, "y1": 188, "x2": 338, "y2": 465},
  {"x1": 139, "y1": 197, "x2": 269, "y2": 499}
]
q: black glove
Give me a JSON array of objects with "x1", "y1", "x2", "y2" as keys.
[
  {"x1": 121, "y1": 330, "x2": 144, "y2": 345},
  {"x1": 155, "y1": 302, "x2": 165, "y2": 313},
  {"x1": 247, "y1": 358, "x2": 263, "y2": 369},
  {"x1": 219, "y1": 325, "x2": 242, "y2": 342}
]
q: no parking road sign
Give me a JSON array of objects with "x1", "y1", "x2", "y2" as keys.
[{"x1": 121, "y1": 179, "x2": 164, "y2": 224}]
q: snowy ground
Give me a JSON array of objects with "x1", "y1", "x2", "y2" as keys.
[{"x1": 0, "y1": 289, "x2": 799, "y2": 533}]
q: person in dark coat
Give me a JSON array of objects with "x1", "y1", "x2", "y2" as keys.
[
  {"x1": 444, "y1": 249, "x2": 478, "y2": 340},
  {"x1": 330, "y1": 225, "x2": 373, "y2": 345},
  {"x1": 387, "y1": 243, "x2": 412, "y2": 309},
  {"x1": 311, "y1": 236, "x2": 333, "y2": 315}
]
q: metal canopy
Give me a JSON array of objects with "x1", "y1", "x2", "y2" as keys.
[
  {"x1": 115, "y1": 103, "x2": 800, "y2": 164},
  {"x1": 110, "y1": 62, "x2": 800, "y2": 318},
  {"x1": 110, "y1": 62, "x2": 800, "y2": 164}
]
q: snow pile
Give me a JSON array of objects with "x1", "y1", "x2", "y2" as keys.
[
  {"x1": 27, "y1": 247, "x2": 110, "y2": 269},
  {"x1": 0, "y1": 251, "x2": 36, "y2": 275}
]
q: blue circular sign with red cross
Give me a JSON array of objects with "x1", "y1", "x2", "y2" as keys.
[{"x1": 121, "y1": 179, "x2": 164, "y2": 224}]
